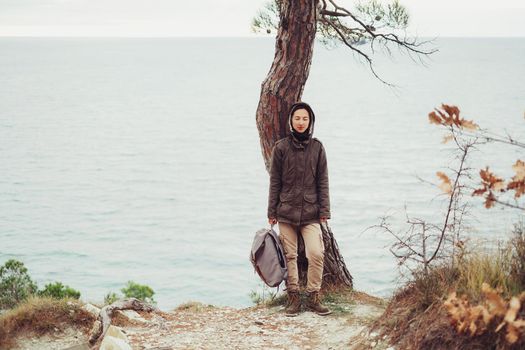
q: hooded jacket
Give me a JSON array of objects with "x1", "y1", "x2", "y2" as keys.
[{"x1": 267, "y1": 102, "x2": 331, "y2": 226}]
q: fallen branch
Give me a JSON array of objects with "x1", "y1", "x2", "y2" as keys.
[{"x1": 88, "y1": 298, "x2": 159, "y2": 347}]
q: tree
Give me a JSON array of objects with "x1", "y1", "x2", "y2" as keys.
[
  {"x1": 253, "y1": 0, "x2": 436, "y2": 291},
  {"x1": 0, "y1": 259, "x2": 38, "y2": 308},
  {"x1": 38, "y1": 281, "x2": 81, "y2": 300}
]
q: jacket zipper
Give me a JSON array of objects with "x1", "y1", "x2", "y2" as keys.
[{"x1": 298, "y1": 143, "x2": 308, "y2": 226}]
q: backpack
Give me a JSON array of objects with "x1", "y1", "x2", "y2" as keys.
[{"x1": 249, "y1": 225, "x2": 288, "y2": 288}]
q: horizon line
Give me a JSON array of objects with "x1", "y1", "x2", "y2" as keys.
[{"x1": 0, "y1": 34, "x2": 524, "y2": 39}]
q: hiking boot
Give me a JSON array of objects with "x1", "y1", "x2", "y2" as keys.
[
  {"x1": 284, "y1": 290, "x2": 301, "y2": 317},
  {"x1": 305, "y1": 291, "x2": 332, "y2": 316}
]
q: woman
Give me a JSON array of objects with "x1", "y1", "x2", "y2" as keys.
[{"x1": 267, "y1": 101, "x2": 332, "y2": 317}]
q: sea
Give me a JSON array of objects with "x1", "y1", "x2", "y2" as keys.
[{"x1": 0, "y1": 36, "x2": 524, "y2": 310}]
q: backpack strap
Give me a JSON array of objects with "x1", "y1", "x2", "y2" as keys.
[{"x1": 268, "y1": 225, "x2": 287, "y2": 294}]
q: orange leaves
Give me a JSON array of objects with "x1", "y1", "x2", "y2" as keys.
[
  {"x1": 472, "y1": 161, "x2": 525, "y2": 207},
  {"x1": 428, "y1": 104, "x2": 479, "y2": 131},
  {"x1": 479, "y1": 167, "x2": 505, "y2": 190},
  {"x1": 508, "y1": 160, "x2": 525, "y2": 199},
  {"x1": 444, "y1": 283, "x2": 525, "y2": 344},
  {"x1": 482, "y1": 282, "x2": 507, "y2": 316},
  {"x1": 472, "y1": 167, "x2": 506, "y2": 209},
  {"x1": 428, "y1": 111, "x2": 442, "y2": 125},
  {"x1": 427, "y1": 104, "x2": 523, "y2": 210},
  {"x1": 497, "y1": 292, "x2": 525, "y2": 344},
  {"x1": 437, "y1": 171, "x2": 452, "y2": 194},
  {"x1": 444, "y1": 292, "x2": 487, "y2": 335}
]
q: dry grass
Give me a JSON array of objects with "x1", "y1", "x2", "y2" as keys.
[
  {"x1": 455, "y1": 245, "x2": 520, "y2": 302},
  {"x1": 174, "y1": 301, "x2": 216, "y2": 312},
  {"x1": 0, "y1": 295, "x2": 95, "y2": 349},
  {"x1": 373, "y1": 229, "x2": 525, "y2": 350}
]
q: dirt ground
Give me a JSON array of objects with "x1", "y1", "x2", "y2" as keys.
[{"x1": 9, "y1": 293, "x2": 393, "y2": 350}]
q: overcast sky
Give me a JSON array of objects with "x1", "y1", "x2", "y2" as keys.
[{"x1": 0, "y1": 0, "x2": 524, "y2": 37}]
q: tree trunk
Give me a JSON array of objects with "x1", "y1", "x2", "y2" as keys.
[
  {"x1": 256, "y1": 0, "x2": 353, "y2": 291},
  {"x1": 299, "y1": 222, "x2": 353, "y2": 289},
  {"x1": 255, "y1": 0, "x2": 317, "y2": 172}
]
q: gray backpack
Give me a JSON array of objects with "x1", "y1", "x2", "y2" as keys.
[{"x1": 249, "y1": 225, "x2": 288, "y2": 288}]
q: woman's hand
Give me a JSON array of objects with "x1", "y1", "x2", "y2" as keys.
[
  {"x1": 320, "y1": 216, "x2": 328, "y2": 223},
  {"x1": 268, "y1": 217, "x2": 277, "y2": 225}
]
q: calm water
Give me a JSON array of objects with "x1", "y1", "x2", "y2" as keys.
[{"x1": 0, "y1": 37, "x2": 524, "y2": 310}]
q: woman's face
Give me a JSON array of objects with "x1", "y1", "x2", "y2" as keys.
[{"x1": 291, "y1": 108, "x2": 310, "y2": 133}]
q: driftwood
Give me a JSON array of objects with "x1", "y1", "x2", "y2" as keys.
[{"x1": 88, "y1": 298, "x2": 159, "y2": 347}]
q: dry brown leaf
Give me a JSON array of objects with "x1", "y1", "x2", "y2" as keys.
[
  {"x1": 481, "y1": 168, "x2": 504, "y2": 191},
  {"x1": 493, "y1": 180, "x2": 506, "y2": 192},
  {"x1": 512, "y1": 319, "x2": 525, "y2": 328},
  {"x1": 480, "y1": 167, "x2": 492, "y2": 183},
  {"x1": 442, "y1": 134, "x2": 455, "y2": 144},
  {"x1": 508, "y1": 180, "x2": 525, "y2": 199},
  {"x1": 429, "y1": 111, "x2": 442, "y2": 125},
  {"x1": 445, "y1": 283, "x2": 525, "y2": 344},
  {"x1": 461, "y1": 119, "x2": 479, "y2": 130},
  {"x1": 504, "y1": 297, "x2": 521, "y2": 323},
  {"x1": 457, "y1": 319, "x2": 469, "y2": 333},
  {"x1": 442, "y1": 104, "x2": 460, "y2": 118},
  {"x1": 478, "y1": 305, "x2": 493, "y2": 325},
  {"x1": 469, "y1": 320, "x2": 478, "y2": 335},
  {"x1": 506, "y1": 324, "x2": 519, "y2": 344},
  {"x1": 472, "y1": 188, "x2": 487, "y2": 196},
  {"x1": 513, "y1": 160, "x2": 525, "y2": 181},
  {"x1": 483, "y1": 283, "x2": 507, "y2": 316},
  {"x1": 437, "y1": 171, "x2": 453, "y2": 194},
  {"x1": 485, "y1": 192, "x2": 496, "y2": 209}
]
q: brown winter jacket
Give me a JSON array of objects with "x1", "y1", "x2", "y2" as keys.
[{"x1": 267, "y1": 134, "x2": 331, "y2": 226}]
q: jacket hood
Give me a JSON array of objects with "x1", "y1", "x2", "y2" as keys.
[{"x1": 288, "y1": 102, "x2": 316, "y2": 142}]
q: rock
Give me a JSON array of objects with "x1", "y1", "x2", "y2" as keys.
[
  {"x1": 62, "y1": 344, "x2": 91, "y2": 350},
  {"x1": 117, "y1": 309, "x2": 149, "y2": 323},
  {"x1": 82, "y1": 303, "x2": 101, "y2": 317},
  {"x1": 100, "y1": 335, "x2": 132, "y2": 350},
  {"x1": 89, "y1": 320, "x2": 102, "y2": 343},
  {"x1": 371, "y1": 341, "x2": 377, "y2": 347},
  {"x1": 254, "y1": 320, "x2": 264, "y2": 325},
  {"x1": 106, "y1": 325, "x2": 129, "y2": 342}
]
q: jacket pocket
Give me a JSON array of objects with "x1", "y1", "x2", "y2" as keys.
[
  {"x1": 303, "y1": 193, "x2": 318, "y2": 204},
  {"x1": 302, "y1": 193, "x2": 320, "y2": 222}
]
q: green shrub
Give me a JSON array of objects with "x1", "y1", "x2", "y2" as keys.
[
  {"x1": 0, "y1": 259, "x2": 38, "y2": 309},
  {"x1": 37, "y1": 282, "x2": 80, "y2": 300},
  {"x1": 120, "y1": 281, "x2": 155, "y2": 304},
  {"x1": 249, "y1": 283, "x2": 286, "y2": 307},
  {"x1": 104, "y1": 291, "x2": 119, "y2": 305}
]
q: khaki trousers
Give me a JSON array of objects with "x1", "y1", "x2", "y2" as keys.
[{"x1": 278, "y1": 222, "x2": 325, "y2": 293}]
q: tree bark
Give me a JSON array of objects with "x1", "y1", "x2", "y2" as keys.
[
  {"x1": 255, "y1": 0, "x2": 318, "y2": 172},
  {"x1": 257, "y1": 0, "x2": 353, "y2": 291}
]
